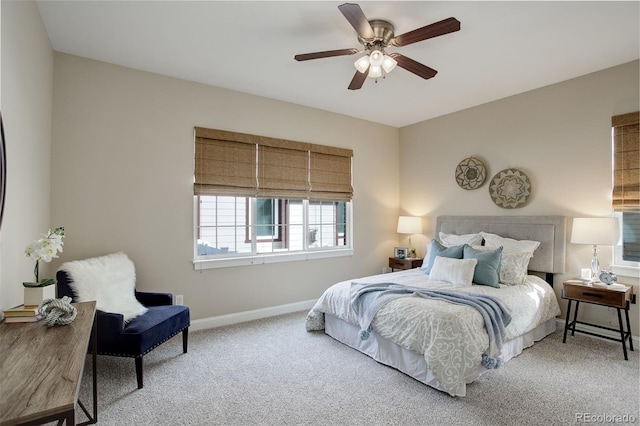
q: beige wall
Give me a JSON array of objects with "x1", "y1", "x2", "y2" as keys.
[
  {"x1": 0, "y1": 0, "x2": 54, "y2": 310},
  {"x1": 50, "y1": 53, "x2": 400, "y2": 320},
  {"x1": 400, "y1": 60, "x2": 640, "y2": 335}
]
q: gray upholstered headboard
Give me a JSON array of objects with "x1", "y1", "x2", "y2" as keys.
[{"x1": 435, "y1": 216, "x2": 567, "y2": 275}]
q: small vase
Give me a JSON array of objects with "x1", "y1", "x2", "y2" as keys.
[{"x1": 23, "y1": 282, "x2": 56, "y2": 307}]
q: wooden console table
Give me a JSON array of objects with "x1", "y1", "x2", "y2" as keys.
[{"x1": 0, "y1": 301, "x2": 97, "y2": 425}]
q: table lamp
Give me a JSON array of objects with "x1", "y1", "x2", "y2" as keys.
[
  {"x1": 397, "y1": 216, "x2": 423, "y2": 258},
  {"x1": 571, "y1": 217, "x2": 620, "y2": 282}
]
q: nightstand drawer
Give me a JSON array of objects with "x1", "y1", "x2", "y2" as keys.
[
  {"x1": 389, "y1": 258, "x2": 408, "y2": 269},
  {"x1": 563, "y1": 283, "x2": 630, "y2": 308},
  {"x1": 388, "y1": 257, "x2": 423, "y2": 270}
]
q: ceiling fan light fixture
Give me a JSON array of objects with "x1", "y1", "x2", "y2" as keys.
[
  {"x1": 382, "y1": 54, "x2": 397, "y2": 73},
  {"x1": 368, "y1": 65, "x2": 382, "y2": 78},
  {"x1": 369, "y1": 49, "x2": 384, "y2": 67},
  {"x1": 354, "y1": 55, "x2": 370, "y2": 73}
]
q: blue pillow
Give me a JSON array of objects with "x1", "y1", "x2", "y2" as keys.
[
  {"x1": 424, "y1": 239, "x2": 464, "y2": 274},
  {"x1": 463, "y1": 245, "x2": 503, "y2": 288}
]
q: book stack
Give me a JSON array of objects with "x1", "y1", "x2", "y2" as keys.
[{"x1": 2, "y1": 304, "x2": 43, "y2": 323}]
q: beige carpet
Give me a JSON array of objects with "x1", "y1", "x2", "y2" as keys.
[{"x1": 71, "y1": 311, "x2": 639, "y2": 425}]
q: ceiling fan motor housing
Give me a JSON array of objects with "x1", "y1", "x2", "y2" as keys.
[{"x1": 358, "y1": 19, "x2": 395, "y2": 51}]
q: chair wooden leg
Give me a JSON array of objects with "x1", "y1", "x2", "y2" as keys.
[
  {"x1": 135, "y1": 357, "x2": 143, "y2": 389},
  {"x1": 182, "y1": 328, "x2": 189, "y2": 353}
]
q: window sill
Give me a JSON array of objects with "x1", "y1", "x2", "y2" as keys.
[
  {"x1": 611, "y1": 264, "x2": 640, "y2": 279},
  {"x1": 193, "y1": 248, "x2": 354, "y2": 270}
]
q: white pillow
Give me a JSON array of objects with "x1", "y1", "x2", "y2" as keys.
[
  {"x1": 471, "y1": 243, "x2": 533, "y2": 286},
  {"x1": 60, "y1": 252, "x2": 148, "y2": 322},
  {"x1": 439, "y1": 232, "x2": 483, "y2": 247},
  {"x1": 498, "y1": 251, "x2": 534, "y2": 285},
  {"x1": 480, "y1": 232, "x2": 540, "y2": 254},
  {"x1": 429, "y1": 257, "x2": 478, "y2": 287}
]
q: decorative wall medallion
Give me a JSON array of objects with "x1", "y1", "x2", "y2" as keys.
[
  {"x1": 455, "y1": 157, "x2": 486, "y2": 190},
  {"x1": 489, "y1": 168, "x2": 531, "y2": 209}
]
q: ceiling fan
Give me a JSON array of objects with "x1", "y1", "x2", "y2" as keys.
[{"x1": 294, "y1": 3, "x2": 461, "y2": 90}]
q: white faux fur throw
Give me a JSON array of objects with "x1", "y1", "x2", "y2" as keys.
[{"x1": 60, "y1": 252, "x2": 148, "y2": 322}]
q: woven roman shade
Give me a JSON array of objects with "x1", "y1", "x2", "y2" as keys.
[
  {"x1": 257, "y1": 139, "x2": 310, "y2": 200},
  {"x1": 310, "y1": 144, "x2": 354, "y2": 202},
  {"x1": 194, "y1": 128, "x2": 257, "y2": 197},
  {"x1": 612, "y1": 112, "x2": 639, "y2": 211},
  {"x1": 194, "y1": 127, "x2": 353, "y2": 201}
]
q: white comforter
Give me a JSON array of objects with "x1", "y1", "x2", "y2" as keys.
[{"x1": 305, "y1": 269, "x2": 560, "y2": 396}]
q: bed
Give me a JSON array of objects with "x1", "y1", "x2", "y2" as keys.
[{"x1": 305, "y1": 215, "x2": 566, "y2": 396}]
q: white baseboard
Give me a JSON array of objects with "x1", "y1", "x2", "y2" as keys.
[
  {"x1": 190, "y1": 299, "x2": 317, "y2": 332},
  {"x1": 556, "y1": 318, "x2": 639, "y2": 345}
]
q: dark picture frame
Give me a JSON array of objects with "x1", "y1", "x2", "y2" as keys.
[{"x1": 0, "y1": 112, "x2": 5, "y2": 230}]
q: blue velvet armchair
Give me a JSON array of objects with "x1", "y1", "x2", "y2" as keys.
[{"x1": 56, "y1": 269, "x2": 190, "y2": 389}]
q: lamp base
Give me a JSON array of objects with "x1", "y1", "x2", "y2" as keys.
[{"x1": 590, "y1": 244, "x2": 600, "y2": 283}]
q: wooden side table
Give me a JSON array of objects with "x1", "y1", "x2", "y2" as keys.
[
  {"x1": 389, "y1": 257, "x2": 423, "y2": 271},
  {"x1": 562, "y1": 280, "x2": 635, "y2": 360},
  {"x1": 0, "y1": 301, "x2": 97, "y2": 425}
]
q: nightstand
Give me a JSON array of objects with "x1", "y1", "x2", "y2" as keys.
[
  {"x1": 562, "y1": 280, "x2": 635, "y2": 360},
  {"x1": 389, "y1": 257, "x2": 423, "y2": 271}
]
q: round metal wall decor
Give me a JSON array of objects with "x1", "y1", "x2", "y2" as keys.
[
  {"x1": 455, "y1": 157, "x2": 486, "y2": 190},
  {"x1": 489, "y1": 168, "x2": 531, "y2": 209}
]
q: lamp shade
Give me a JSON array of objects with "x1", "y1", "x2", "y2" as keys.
[
  {"x1": 354, "y1": 55, "x2": 369, "y2": 73},
  {"x1": 369, "y1": 49, "x2": 384, "y2": 67},
  {"x1": 368, "y1": 65, "x2": 382, "y2": 78},
  {"x1": 397, "y1": 216, "x2": 423, "y2": 234},
  {"x1": 382, "y1": 54, "x2": 397, "y2": 73},
  {"x1": 571, "y1": 217, "x2": 620, "y2": 245}
]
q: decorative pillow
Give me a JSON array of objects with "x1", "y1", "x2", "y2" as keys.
[
  {"x1": 479, "y1": 232, "x2": 540, "y2": 254},
  {"x1": 497, "y1": 251, "x2": 534, "y2": 285},
  {"x1": 439, "y1": 232, "x2": 483, "y2": 247},
  {"x1": 59, "y1": 252, "x2": 148, "y2": 322},
  {"x1": 471, "y1": 244, "x2": 532, "y2": 286},
  {"x1": 419, "y1": 243, "x2": 431, "y2": 270},
  {"x1": 429, "y1": 257, "x2": 478, "y2": 287},
  {"x1": 423, "y1": 239, "x2": 464, "y2": 274},
  {"x1": 463, "y1": 245, "x2": 503, "y2": 288}
]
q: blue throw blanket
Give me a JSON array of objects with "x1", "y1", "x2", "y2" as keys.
[{"x1": 350, "y1": 282, "x2": 512, "y2": 369}]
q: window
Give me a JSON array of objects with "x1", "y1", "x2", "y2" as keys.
[
  {"x1": 254, "y1": 198, "x2": 283, "y2": 241},
  {"x1": 193, "y1": 127, "x2": 353, "y2": 268},
  {"x1": 611, "y1": 112, "x2": 639, "y2": 275},
  {"x1": 621, "y1": 212, "x2": 640, "y2": 262},
  {"x1": 614, "y1": 211, "x2": 640, "y2": 266},
  {"x1": 196, "y1": 197, "x2": 349, "y2": 257}
]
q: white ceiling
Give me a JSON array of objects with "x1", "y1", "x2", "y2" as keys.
[{"x1": 36, "y1": 1, "x2": 639, "y2": 128}]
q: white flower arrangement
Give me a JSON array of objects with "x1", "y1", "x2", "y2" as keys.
[{"x1": 24, "y1": 226, "x2": 65, "y2": 287}]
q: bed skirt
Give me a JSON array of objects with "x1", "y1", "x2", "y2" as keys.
[{"x1": 324, "y1": 314, "x2": 557, "y2": 395}]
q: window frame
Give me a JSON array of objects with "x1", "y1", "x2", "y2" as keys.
[
  {"x1": 610, "y1": 114, "x2": 639, "y2": 278},
  {"x1": 612, "y1": 211, "x2": 640, "y2": 278},
  {"x1": 193, "y1": 196, "x2": 353, "y2": 270}
]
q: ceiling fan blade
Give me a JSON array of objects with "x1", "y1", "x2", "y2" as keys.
[
  {"x1": 389, "y1": 53, "x2": 438, "y2": 80},
  {"x1": 338, "y1": 3, "x2": 375, "y2": 40},
  {"x1": 294, "y1": 48, "x2": 359, "y2": 61},
  {"x1": 392, "y1": 17, "x2": 460, "y2": 47},
  {"x1": 348, "y1": 68, "x2": 368, "y2": 90}
]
